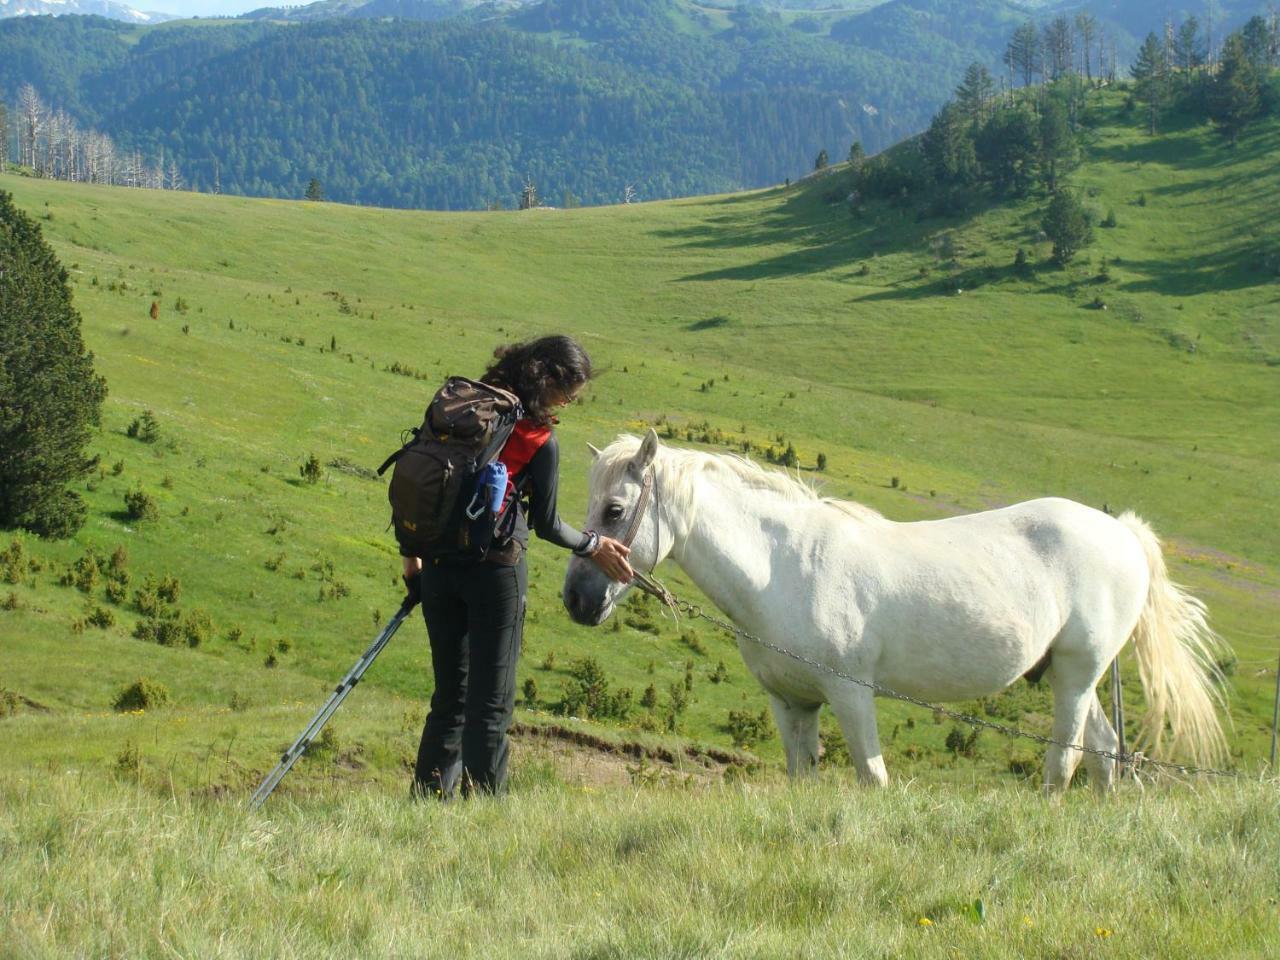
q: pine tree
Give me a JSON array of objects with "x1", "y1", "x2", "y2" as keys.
[
  {"x1": 847, "y1": 141, "x2": 866, "y2": 180},
  {"x1": 1038, "y1": 97, "x2": 1074, "y2": 191},
  {"x1": 0, "y1": 190, "x2": 108, "y2": 538},
  {"x1": 1241, "y1": 16, "x2": 1277, "y2": 70},
  {"x1": 1209, "y1": 33, "x2": 1262, "y2": 146},
  {"x1": 955, "y1": 63, "x2": 995, "y2": 127},
  {"x1": 975, "y1": 107, "x2": 1039, "y2": 196},
  {"x1": 922, "y1": 103, "x2": 977, "y2": 186},
  {"x1": 1130, "y1": 32, "x2": 1170, "y2": 135},
  {"x1": 814, "y1": 148, "x2": 829, "y2": 171},
  {"x1": 1041, "y1": 189, "x2": 1093, "y2": 266},
  {"x1": 1174, "y1": 17, "x2": 1204, "y2": 83},
  {"x1": 304, "y1": 177, "x2": 323, "y2": 201},
  {"x1": 1005, "y1": 21, "x2": 1042, "y2": 88}
]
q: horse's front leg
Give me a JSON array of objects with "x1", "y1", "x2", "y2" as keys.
[
  {"x1": 828, "y1": 686, "x2": 889, "y2": 786},
  {"x1": 767, "y1": 694, "x2": 820, "y2": 779}
]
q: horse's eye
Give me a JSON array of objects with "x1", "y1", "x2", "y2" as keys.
[{"x1": 604, "y1": 504, "x2": 625, "y2": 522}]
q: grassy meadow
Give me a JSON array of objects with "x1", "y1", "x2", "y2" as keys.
[{"x1": 2, "y1": 86, "x2": 1279, "y2": 953}]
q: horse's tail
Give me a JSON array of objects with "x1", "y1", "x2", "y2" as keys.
[{"x1": 1118, "y1": 511, "x2": 1228, "y2": 766}]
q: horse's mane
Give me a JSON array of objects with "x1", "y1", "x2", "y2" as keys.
[{"x1": 596, "y1": 435, "x2": 884, "y2": 524}]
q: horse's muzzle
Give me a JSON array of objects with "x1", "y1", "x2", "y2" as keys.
[{"x1": 563, "y1": 585, "x2": 613, "y2": 626}]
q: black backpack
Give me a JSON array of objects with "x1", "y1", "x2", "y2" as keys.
[{"x1": 377, "y1": 377, "x2": 521, "y2": 558}]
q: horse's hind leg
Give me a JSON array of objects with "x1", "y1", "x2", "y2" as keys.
[
  {"x1": 767, "y1": 694, "x2": 820, "y2": 779},
  {"x1": 1082, "y1": 694, "x2": 1119, "y2": 793},
  {"x1": 827, "y1": 687, "x2": 888, "y2": 787},
  {"x1": 1043, "y1": 661, "x2": 1098, "y2": 794}
]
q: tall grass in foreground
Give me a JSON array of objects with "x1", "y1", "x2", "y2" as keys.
[{"x1": 2, "y1": 772, "x2": 1276, "y2": 959}]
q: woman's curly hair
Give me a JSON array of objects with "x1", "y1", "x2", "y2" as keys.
[{"x1": 481, "y1": 335, "x2": 593, "y2": 425}]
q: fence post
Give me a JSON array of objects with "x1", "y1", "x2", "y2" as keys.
[
  {"x1": 1110, "y1": 658, "x2": 1127, "y2": 770},
  {"x1": 1270, "y1": 648, "x2": 1280, "y2": 771}
]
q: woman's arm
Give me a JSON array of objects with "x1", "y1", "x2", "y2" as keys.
[{"x1": 526, "y1": 435, "x2": 632, "y2": 582}]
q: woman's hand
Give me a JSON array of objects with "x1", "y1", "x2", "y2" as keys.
[
  {"x1": 591, "y1": 536, "x2": 633, "y2": 584},
  {"x1": 401, "y1": 555, "x2": 423, "y2": 606}
]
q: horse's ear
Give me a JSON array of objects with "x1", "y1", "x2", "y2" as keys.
[
  {"x1": 586, "y1": 442, "x2": 603, "y2": 460},
  {"x1": 630, "y1": 428, "x2": 659, "y2": 477}
]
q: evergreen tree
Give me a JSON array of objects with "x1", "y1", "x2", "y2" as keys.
[
  {"x1": 1005, "y1": 21, "x2": 1042, "y2": 88},
  {"x1": 304, "y1": 177, "x2": 323, "y2": 201},
  {"x1": 1209, "y1": 33, "x2": 1262, "y2": 146},
  {"x1": 1075, "y1": 12, "x2": 1098, "y2": 81},
  {"x1": 0, "y1": 190, "x2": 107, "y2": 538},
  {"x1": 1042, "y1": 17, "x2": 1074, "y2": 81},
  {"x1": 814, "y1": 148, "x2": 829, "y2": 171},
  {"x1": 847, "y1": 141, "x2": 866, "y2": 180},
  {"x1": 954, "y1": 63, "x2": 995, "y2": 127},
  {"x1": 1041, "y1": 189, "x2": 1093, "y2": 265},
  {"x1": 520, "y1": 178, "x2": 538, "y2": 209},
  {"x1": 1174, "y1": 17, "x2": 1204, "y2": 83},
  {"x1": 1130, "y1": 32, "x2": 1170, "y2": 135},
  {"x1": 976, "y1": 107, "x2": 1039, "y2": 196},
  {"x1": 1240, "y1": 16, "x2": 1272, "y2": 71},
  {"x1": 1038, "y1": 96, "x2": 1074, "y2": 191},
  {"x1": 922, "y1": 103, "x2": 977, "y2": 186}
]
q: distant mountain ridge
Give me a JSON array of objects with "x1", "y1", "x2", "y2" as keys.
[
  {"x1": 0, "y1": 0, "x2": 172, "y2": 21},
  {"x1": 3, "y1": 0, "x2": 1273, "y2": 209}
]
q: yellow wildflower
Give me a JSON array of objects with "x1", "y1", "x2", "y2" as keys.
[
  {"x1": 917, "y1": 918, "x2": 933, "y2": 927},
  {"x1": 1095, "y1": 927, "x2": 1113, "y2": 938}
]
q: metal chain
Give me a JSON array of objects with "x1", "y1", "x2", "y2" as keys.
[{"x1": 631, "y1": 572, "x2": 1242, "y2": 780}]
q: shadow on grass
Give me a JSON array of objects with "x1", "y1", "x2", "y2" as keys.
[{"x1": 658, "y1": 180, "x2": 1015, "y2": 284}]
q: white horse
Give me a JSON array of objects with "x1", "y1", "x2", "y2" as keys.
[{"x1": 562, "y1": 430, "x2": 1227, "y2": 792}]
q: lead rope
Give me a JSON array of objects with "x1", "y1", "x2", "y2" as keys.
[{"x1": 625, "y1": 497, "x2": 1241, "y2": 781}]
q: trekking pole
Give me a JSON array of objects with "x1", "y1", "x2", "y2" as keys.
[{"x1": 249, "y1": 594, "x2": 417, "y2": 811}]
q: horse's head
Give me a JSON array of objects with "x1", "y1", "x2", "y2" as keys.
[{"x1": 563, "y1": 429, "x2": 671, "y2": 626}]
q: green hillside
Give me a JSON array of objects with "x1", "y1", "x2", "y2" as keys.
[{"x1": 2, "y1": 85, "x2": 1279, "y2": 801}]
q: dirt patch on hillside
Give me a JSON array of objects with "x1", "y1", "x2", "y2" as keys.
[{"x1": 511, "y1": 721, "x2": 757, "y2": 789}]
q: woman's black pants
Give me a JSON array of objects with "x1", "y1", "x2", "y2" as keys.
[{"x1": 412, "y1": 554, "x2": 527, "y2": 798}]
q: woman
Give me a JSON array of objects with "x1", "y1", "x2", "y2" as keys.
[{"x1": 401, "y1": 335, "x2": 633, "y2": 798}]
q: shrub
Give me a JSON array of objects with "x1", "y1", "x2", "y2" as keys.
[
  {"x1": 1101, "y1": 208, "x2": 1117, "y2": 228},
  {"x1": 102, "y1": 578, "x2": 126, "y2": 605},
  {"x1": 2, "y1": 540, "x2": 26, "y2": 584},
  {"x1": 113, "y1": 677, "x2": 170, "y2": 711},
  {"x1": 307, "y1": 725, "x2": 339, "y2": 762},
  {"x1": 640, "y1": 683, "x2": 658, "y2": 710},
  {"x1": 710, "y1": 661, "x2": 729, "y2": 684},
  {"x1": 134, "y1": 614, "x2": 183, "y2": 646},
  {"x1": 559, "y1": 656, "x2": 632, "y2": 720},
  {"x1": 72, "y1": 552, "x2": 100, "y2": 593},
  {"x1": 126, "y1": 410, "x2": 160, "y2": 443},
  {"x1": 727, "y1": 709, "x2": 774, "y2": 748},
  {"x1": 182, "y1": 609, "x2": 212, "y2": 647},
  {"x1": 124, "y1": 489, "x2": 158, "y2": 521},
  {"x1": 299, "y1": 454, "x2": 323, "y2": 484},
  {"x1": 522, "y1": 677, "x2": 539, "y2": 706},
  {"x1": 114, "y1": 741, "x2": 142, "y2": 780},
  {"x1": 157, "y1": 575, "x2": 180, "y2": 604},
  {"x1": 945, "y1": 725, "x2": 981, "y2": 758},
  {"x1": 816, "y1": 452, "x2": 827, "y2": 472},
  {"x1": 86, "y1": 606, "x2": 114, "y2": 629}
]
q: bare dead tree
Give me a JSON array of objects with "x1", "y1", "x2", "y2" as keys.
[{"x1": 18, "y1": 84, "x2": 44, "y2": 171}]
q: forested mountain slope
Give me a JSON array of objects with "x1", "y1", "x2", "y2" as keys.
[{"x1": 0, "y1": 0, "x2": 1214, "y2": 209}]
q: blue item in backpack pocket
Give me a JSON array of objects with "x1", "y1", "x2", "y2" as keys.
[{"x1": 465, "y1": 461, "x2": 508, "y2": 520}]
